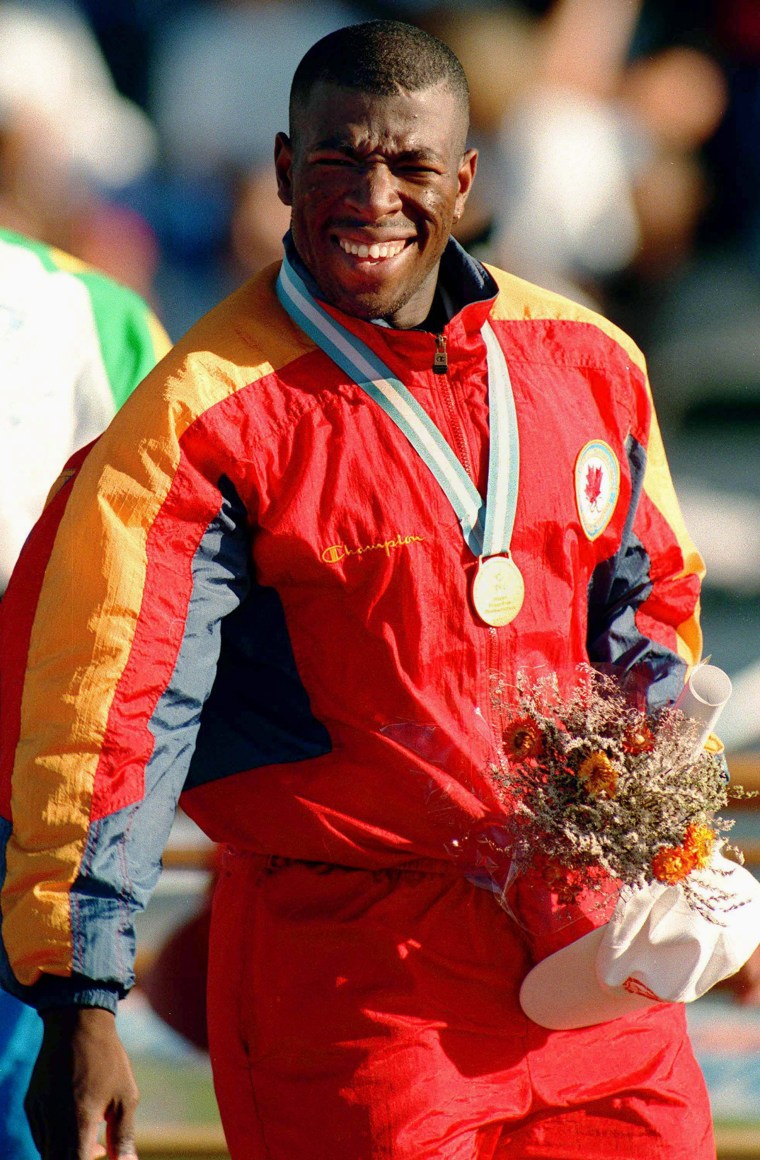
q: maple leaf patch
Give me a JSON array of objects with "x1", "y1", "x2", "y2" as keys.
[{"x1": 574, "y1": 440, "x2": 620, "y2": 540}]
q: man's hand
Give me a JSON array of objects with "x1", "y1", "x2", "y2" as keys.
[{"x1": 25, "y1": 1006, "x2": 139, "y2": 1160}]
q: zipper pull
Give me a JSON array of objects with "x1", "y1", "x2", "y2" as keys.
[{"x1": 433, "y1": 333, "x2": 448, "y2": 375}]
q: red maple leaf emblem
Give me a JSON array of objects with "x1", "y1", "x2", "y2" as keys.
[
  {"x1": 622, "y1": 976, "x2": 661, "y2": 1002},
  {"x1": 584, "y1": 464, "x2": 604, "y2": 510}
]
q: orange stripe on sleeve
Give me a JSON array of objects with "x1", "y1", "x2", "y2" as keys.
[{"x1": 3, "y1": 267, "x2": 301, "y2": 984}]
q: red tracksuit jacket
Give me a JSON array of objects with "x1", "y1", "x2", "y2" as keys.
[{"x1": 0, "y1": 240, "x2": 703, "y2": 1012}]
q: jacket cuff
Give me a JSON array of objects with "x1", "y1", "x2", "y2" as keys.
[{"x1": 2, "y1": 969, "x2": 124, "y2": 1015}]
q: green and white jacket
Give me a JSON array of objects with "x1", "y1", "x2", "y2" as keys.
[{"x1": 0, "y1": 228, "x2": 170, "y2": 590}]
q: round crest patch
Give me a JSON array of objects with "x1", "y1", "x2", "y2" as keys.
[{"x1": 574, "y1": 439, "x2": 620, "y2": 541}]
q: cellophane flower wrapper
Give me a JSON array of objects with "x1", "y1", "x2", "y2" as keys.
[{"x1": 459, "y1": 665, "x2": 750, "y2": 966}]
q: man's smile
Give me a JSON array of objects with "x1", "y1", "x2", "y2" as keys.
[{"x1": 336, "y1": 236, "x2": 411, "y2": 262}]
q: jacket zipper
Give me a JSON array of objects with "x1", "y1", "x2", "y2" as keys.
[
  {"x1": 433, "y1": 333, "x2": 448, "y2": 374},
  {"x1": 433, "y1": 332, "x2": 475, "y2": 481}
]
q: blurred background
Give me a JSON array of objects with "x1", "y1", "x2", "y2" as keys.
[{"x1": 2, "y1": 0, "x2": 760, "y2": 1156}]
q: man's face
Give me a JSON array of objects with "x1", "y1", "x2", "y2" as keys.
[{"x1": 275, "y1": 81, "x2": 477, "y2": 328}]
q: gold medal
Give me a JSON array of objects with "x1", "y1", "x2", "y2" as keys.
[{"x1": 472, "y1": 555, "x2": 524, "y2": 627}]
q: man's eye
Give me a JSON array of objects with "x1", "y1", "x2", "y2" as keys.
[{"x1": 397, "y1": 164, "x2": 439, "y2": 177}]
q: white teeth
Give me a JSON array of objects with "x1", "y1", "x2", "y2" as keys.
[{"x1": 339, "y1": 238, "x2": 406, "y2": 259}]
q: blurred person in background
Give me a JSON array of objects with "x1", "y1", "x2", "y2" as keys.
[
  {"x1": 444, "y1": 0, "x2": 728, "y2": 316},
  {"x1": 0, "y1": 1, "x2": 161, "y2": 300},
  {"x1": 633, "y1": 0, "x2": 760, "y2": 429},
  {"x1": 0, "y1": 227, "x2": 171, "y2": 592},
  {"x1": 0, "y1": 226, "x2": 170, "y2": 1159}
]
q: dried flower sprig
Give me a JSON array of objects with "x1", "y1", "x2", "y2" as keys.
[{"x1": 484, "y1": 667, "x2": 753, "y2": 919}]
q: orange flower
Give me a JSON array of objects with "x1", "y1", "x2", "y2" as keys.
[
  {"x1": 683, "y1": 823, "x2": 716, "y2": 869},
  {"x1": 652, "y1": 844, "x2": 697, "y2": 884},
  {"x1": 623, "y1": 722, "x2": 655, "y2": 754},
  {"x1": 578, "y1": 751, "x2": 617, "y2": 798},
  {"x1": 503, "y1": 717, "x2": 543, "y2": 761}
]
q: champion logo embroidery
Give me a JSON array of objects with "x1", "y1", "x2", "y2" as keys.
[
  {"x1": 322, "y1": 533, "x2": 425, "y2": 564},
  {"x1": 574, "y1": 440, "x2": 620, "y2": 541},
  {"x1": 622, "y1": 976, "x2": 661, "y2": 1002}
]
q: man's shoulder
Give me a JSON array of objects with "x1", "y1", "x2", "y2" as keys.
[
  {"x1": 165, "y1": 261, "x2": 314, "y2": 387},
  {"x1": 127, "y1": 263, "x2": 319, "y2": 435},
  {"x1": 483, "y1": 262, "x2": 646, "y2": 374}
]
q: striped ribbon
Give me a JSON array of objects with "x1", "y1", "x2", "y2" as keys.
[{"x1": 276, "y1": 252, "x2": 519, "y2": 559}]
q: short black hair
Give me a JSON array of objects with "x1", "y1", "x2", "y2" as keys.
[{"x1": 290, "y1": 20, "x2": 470, "y2": 135}]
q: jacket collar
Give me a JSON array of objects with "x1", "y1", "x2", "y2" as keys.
[{"x1": 282, "y1": 231, "x2": 498, "y2": 335}]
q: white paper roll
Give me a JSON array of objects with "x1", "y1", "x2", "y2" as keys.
[{"x1": 673, "y1": 663, "x2": 732, "y2": 749}]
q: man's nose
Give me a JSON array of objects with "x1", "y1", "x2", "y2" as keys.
[{"x1": 345, "y1": 164, "x2": 402, "y2": 218}]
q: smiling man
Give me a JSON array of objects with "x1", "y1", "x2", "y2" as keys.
[
  {"x1": 0, "y1": 20, "x2": 717, "y2": 1160},
  {"x1": 278, "y1": 55, "x2": 475, "y2": 326}
]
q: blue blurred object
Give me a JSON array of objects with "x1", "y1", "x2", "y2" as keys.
[{"x1": 0, "y1": 991, "x2": 43, "y2": 1160}]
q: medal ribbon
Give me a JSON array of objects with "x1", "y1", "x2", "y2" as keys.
[{"x1": 276, "y1": 253, "x2": 519, "y2": 559}]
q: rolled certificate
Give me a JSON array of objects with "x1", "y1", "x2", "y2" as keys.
[{"x1": 673, "y1": 662, "x2": 732, "y2": 749}]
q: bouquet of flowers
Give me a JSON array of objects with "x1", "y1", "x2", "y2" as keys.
[{"x1": 480, "y1": 665, "x2": 751, "y2": 924}]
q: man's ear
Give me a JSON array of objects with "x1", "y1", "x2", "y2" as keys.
[
  {"x1": 274, "y1": 132, "x2": 294, "y2": 207},
  {"x1": 455, "y1": 147, "x2": 478, "y2": 221}
]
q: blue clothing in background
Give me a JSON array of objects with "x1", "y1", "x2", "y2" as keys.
[{"x1": 0, "y1": 990, "x2": 42, "y2": 1159}]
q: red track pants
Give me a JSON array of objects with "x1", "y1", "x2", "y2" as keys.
[{"x1": 207, "y1": 849, "x2": 715, "y2": 1160}]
